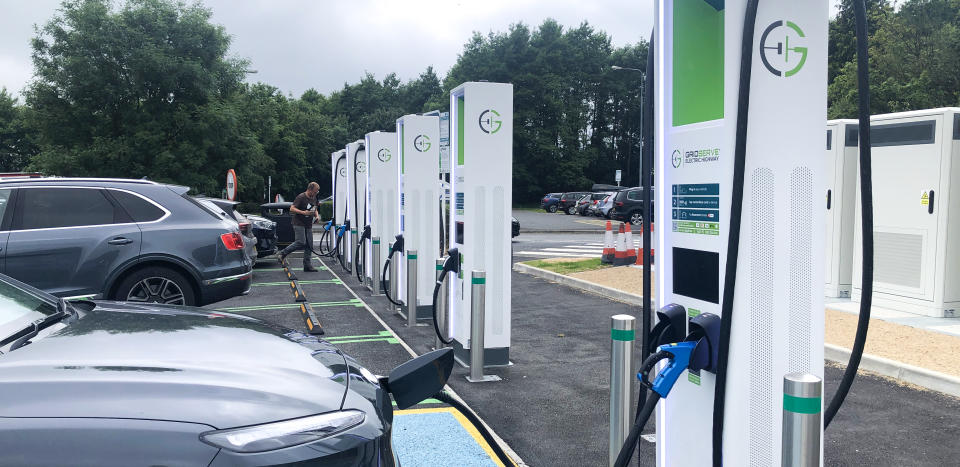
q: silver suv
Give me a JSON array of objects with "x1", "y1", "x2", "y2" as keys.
[{"x1": 0, "y1": 178, "x2": 252, "y2": 306}]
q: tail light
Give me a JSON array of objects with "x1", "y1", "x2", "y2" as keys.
[
  {"x1": 616, "y1": 202, "x2": 624, "y2": 207},
  {"x1": 220, "y1": 232, "x2": 245, "y2": 250},
  {"x1": 238, "y1": 222, "x2": 251, "y2": 234}
]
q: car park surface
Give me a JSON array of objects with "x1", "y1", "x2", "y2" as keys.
[{"x1": 0, "y1": 178, "x2": 252, "y2": 306}]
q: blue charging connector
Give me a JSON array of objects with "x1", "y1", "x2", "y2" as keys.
[
  {"x1": 322, "y1": 220, "x2": 333, "y2": 231},
  {"x1": 645, "y1": 341, "x2": 696, "y2": 398}
]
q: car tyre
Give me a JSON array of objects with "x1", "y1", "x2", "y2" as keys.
[
  {"x1": 547, "y1": 205, "x2": 558, "y2": 213},
  {"x1": 565, "y1": 206, "x2": 576, "y2": 215},
  {"x1": 114, "y1": 266, "x2": 196, "y2": 306},
  {"x1": 629, "y1": 211, "x2": 643, "y2": 226}
]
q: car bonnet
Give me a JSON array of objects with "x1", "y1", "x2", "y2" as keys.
[{"x1": 0, "y1": 303, "x2": 353, "y2": 429}]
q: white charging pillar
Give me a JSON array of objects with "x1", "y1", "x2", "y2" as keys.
[
  {"x1": 448, "y1": 81, "x2": 513, "y2": 367},
  {"x1": 396, "y1": 114, "x2": 441, "y2": 319},
  {"x1": 366, "y1": 131, "x2": 400, "y2": 284},
  {"x1": 346, "y1": 140, "x2": 366, "y2": 267},
  {"x1": 653, "y1": 1, "x2": 826, "y2": 465},
  {"x1": 331, "y1": 149, "x2": 348, "y2": 226}
]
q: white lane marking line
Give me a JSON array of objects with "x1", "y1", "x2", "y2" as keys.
[
  {"x1": 515, "y1": 251, "x2": 595, "y2": 257},
  {"x1": 318, "y1": 257, "x2": 527, "y2": 467}
]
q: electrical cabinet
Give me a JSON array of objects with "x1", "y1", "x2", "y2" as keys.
[{"x1": 825, "y1": 120, "x2": 859, "y2": 298}]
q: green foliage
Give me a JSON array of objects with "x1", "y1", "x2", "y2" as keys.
[
  {"x1": 524, "y1": 258, "x2": 608, "y2": 275},
  {"x1": 828, "y1": 0, "x2": 960, "y2": 117},
  {"x1": 0, "y1": 88, "x2": 37, "y2": 172}
]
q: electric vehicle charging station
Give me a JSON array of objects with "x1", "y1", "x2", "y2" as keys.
[
  {"x1": 825, "y1": 120, "x2": 859, "y2": 298},
  {"x1": 851, "y1": 108, "x2": 960, "y2": 317},
  {"x1": 366, "y1": 131, "x2": 400, "y2": 288},
  {"x1": 446, "y1": 82, "x2": 513, "y2": 367},
  {"x1": 332, "y1": 149, "x2": 348, "y2": 227},
  {"x1": 651, "y1": 2, "x2": 826, "y2": 465},
  {"x1": 397, "y1": 113, "x2": 441, "y2": 320},
  {"x1": 347, "y1": 140, "x2": 366, "y2": 271}
]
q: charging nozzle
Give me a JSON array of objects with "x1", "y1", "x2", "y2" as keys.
[
  {"x1": 647, "y1": 303, "x2": 688, "y2": 354},
  {"x1": 438, "y1": 248, "x2": 460, "y2": 281},
  {"x1": 361, "y1": 225, "x2": 371, "y2": 241},
  {"x1": 390, "y1": 234, "x2": 404, "y2": 255},
  {"x1": 685, "y1": 312, "x2": 721, "y2": 373},
  {"x1": 648, "y1": 341, "x2": 696, "y2": 398}
]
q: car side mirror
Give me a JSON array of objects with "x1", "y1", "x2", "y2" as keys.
[{"x1": 381, "y1": 349, "x2": 454, "y2": 410}]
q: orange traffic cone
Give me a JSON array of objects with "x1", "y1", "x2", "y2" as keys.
[
  {"x1": 624, "y1": 223, "x2": 637, "y2": 265},
  {"x1": 601, "y1": 221, "x2": 615, "y2": 264},
  {"x1": 614, "y1": 223, "x2": 629, "y2": 266},
  {"x1": 635, "y1": 246, "x2": 655, "y2": 265}
]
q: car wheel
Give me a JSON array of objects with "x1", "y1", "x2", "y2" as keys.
[
  {"x1": 115, "y1": 266, "x2": 196, "y2": 306},
  {"x1": 547, "y1": 205, "x2": 558, "y2": 213},
  {"x1": 629, "y1": 212, "x2": 643, "y2": 226},
  {"x1": 565, "y1": 206, "x2": 576, "y2": 215}
]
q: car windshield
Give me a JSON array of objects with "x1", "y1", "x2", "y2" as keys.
[
  {"x1": 197, "y1": 199, "x2": 229, "y2": 219},
  {"x1": 0, "y1": 276, "x2": 59, "y2": 343}
]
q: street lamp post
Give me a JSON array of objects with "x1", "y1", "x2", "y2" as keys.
[{"x1": 611, "y1": 66, "x2": 644, "y2": 187}]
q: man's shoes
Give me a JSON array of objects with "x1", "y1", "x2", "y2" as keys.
[
  {"x1": 277, "y1": 252, "x2": 288, "y2": 265},
  {"x1": 303, "y1": 266, "x2": 319, "y2": 272}
]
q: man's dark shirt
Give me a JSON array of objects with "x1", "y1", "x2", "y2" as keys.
[{"x1": 291, "y1": 192, "x2": 317, "y2": 226}]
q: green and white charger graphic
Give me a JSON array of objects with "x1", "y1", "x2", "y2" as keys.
[{"x1": 760, "y1": 20, "x2": 808, "y2": 77}]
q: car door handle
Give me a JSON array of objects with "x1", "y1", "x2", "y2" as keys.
[
  {"x1": 108, "y1": 237, "x2": 133, "y2": 245},
  {"x1": 826, "y1": 189, "x2": 832, "y2": 210}
]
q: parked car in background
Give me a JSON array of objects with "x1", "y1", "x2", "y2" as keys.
[
  {"x1": 195, "y1": 198, "x2": 257, "y2": 263},
  {"x1": 559, "y1": 191, "x2": 591, "y2": 215},
  {"x1": 608, "y1": 187, "x2": 655, "y2": 226},
  {"x1": 598, "y1": 193, "x2": 618, "y2": 218},
  {"x1": 540, "y1": 193, "x2": 562, "y2": 212},
  {"x1": 588, "y1": 192, "x2": 616, "y2": 217},
  {"x1": 0, "y1": 178, "x2": 252, "y2": 306},
  {"x1": 512, "y1": 216, "x2": 520, "y2": 237},
  {"x1": 260, "y1": 202, "x2": 295, "y2": 246},
  {"x1": 245, "y1": 214, "x2": 278, "y2": 257},
  {"x1": 197, "y1": 198, "x2": 278, "y2": 260},
  {"x1": 0, "y1": 272, "x2": 452, "y2": 466},
  {"x1": 577, "y1": 192, "x2": 608, "y2": 216}
]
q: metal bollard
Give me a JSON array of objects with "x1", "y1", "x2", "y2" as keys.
[
  {"x1": 609, "y1": 314, "x2": 635, "y2": 466},
  {"x1": 406, "y1": 250, "x2": 418, "y2": 327},
  {"x1": 371, "y1": 237, "x2": 382, "y2": 295},
  {"x1": 782, "y1": 373, "x2": 822, "y2": 467},
  {"x1": 349, "y1": 229, "x2": 357, "y2": 271},
  {"x1": 435, "y1": 258, "x2": 447, "y2": 349},
  {"x1": 465, "y1": 270, "x2": 500, "y2": 383}
]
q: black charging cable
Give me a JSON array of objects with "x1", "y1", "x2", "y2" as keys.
[
  {"x1": 381, "y1": 235, "x2": 404, "y2": 306},
  {"x1": 431, "y1": 249, "x2": 459, "y2": 345}
]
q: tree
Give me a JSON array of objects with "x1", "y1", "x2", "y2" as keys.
[
  {"x1": 0, "y1": 88, "x2": 37, "y2": 172},
  {"x1": 25, "y1": 0, "x2": 269, "y2": 199}
]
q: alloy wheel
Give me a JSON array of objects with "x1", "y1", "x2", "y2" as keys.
[{"x1": 126, "y1": 277, "x2": 186, "y2": 305}]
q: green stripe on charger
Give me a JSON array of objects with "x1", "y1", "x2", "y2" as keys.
[
  {"x1": 783, "y1": 394, "x2": 821, "y2": 414},
  {"x1": 471, "y1": 277, "x2": 485, "y2": 284}
]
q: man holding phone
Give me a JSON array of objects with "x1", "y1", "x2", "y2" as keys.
[{"x1": 278, "y1": 182, "x2": 322, "y2": 272}]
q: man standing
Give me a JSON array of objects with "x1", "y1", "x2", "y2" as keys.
[{"x1": 279, "y1": 182, "x2": 322, "y2": 272}]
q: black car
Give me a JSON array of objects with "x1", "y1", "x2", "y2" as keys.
[
  {"x1": 261, "y1": 201, "x2": 296, "y2": 245},
  {"x1": 0, "y1": 273, "x2": 453, "y2": 466},
  {"x1": 608, "y1": 187, "x2": 655, "y2": 226},
  {"x1": 200, "y1": 198, "x2": 279, "y2": 260},
  {"x1": 512, "y1": 216, "x2": 520, "y2": 237},
  {"x1": 0, "y1": 178, "x2": 252, "y2": 306},
  {"x1": 558, "y1": 192, "x2": 591, "y2": 215}
]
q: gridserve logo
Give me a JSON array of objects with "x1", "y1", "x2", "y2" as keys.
[
  {"x1": 760, "y1": 20, "x2": 808, "y2": 77},
  {"x1": 479, "y1": 109, "x2": 502, "y2": 134},
  {"x1": 377, "y1": 148, "x2": 391, "y2": 162},
  {"x1": 413, "y1": 134, "x2": 431, "y2": 152}
]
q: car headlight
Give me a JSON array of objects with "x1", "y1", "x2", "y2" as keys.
[
  {"x1": 200, "y1": 410, "x2": 365, "y2": 453},
  {"x1": 252, "y1": 219, "x2": 276, "y2": 230}
]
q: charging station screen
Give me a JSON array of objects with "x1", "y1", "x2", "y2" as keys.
[{"x1": 672, "y1": 247, "x2": 719, "y2": 304}]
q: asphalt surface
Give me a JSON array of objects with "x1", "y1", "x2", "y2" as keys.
[
  {"x1": 209, "y1": 248, "x2": 960, "y2": 467},
  {"x1": 513, "y1": 209, "x2": 608, "y2": 232}
]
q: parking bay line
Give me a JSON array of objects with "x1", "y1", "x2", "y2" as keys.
[
  {"x1": 217, "y1": 299, "x2": 362, "y2": 312},
  {"x1": 254, "y1": 267, "x2": 328, "y2": 272},
  {"x1": 251, "y1": 279, "x2": 342, "y2": 287}
]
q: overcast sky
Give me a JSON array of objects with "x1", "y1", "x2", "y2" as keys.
[{"x1": 0, "y1": 0, "x2": 844, "y2": 100}]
